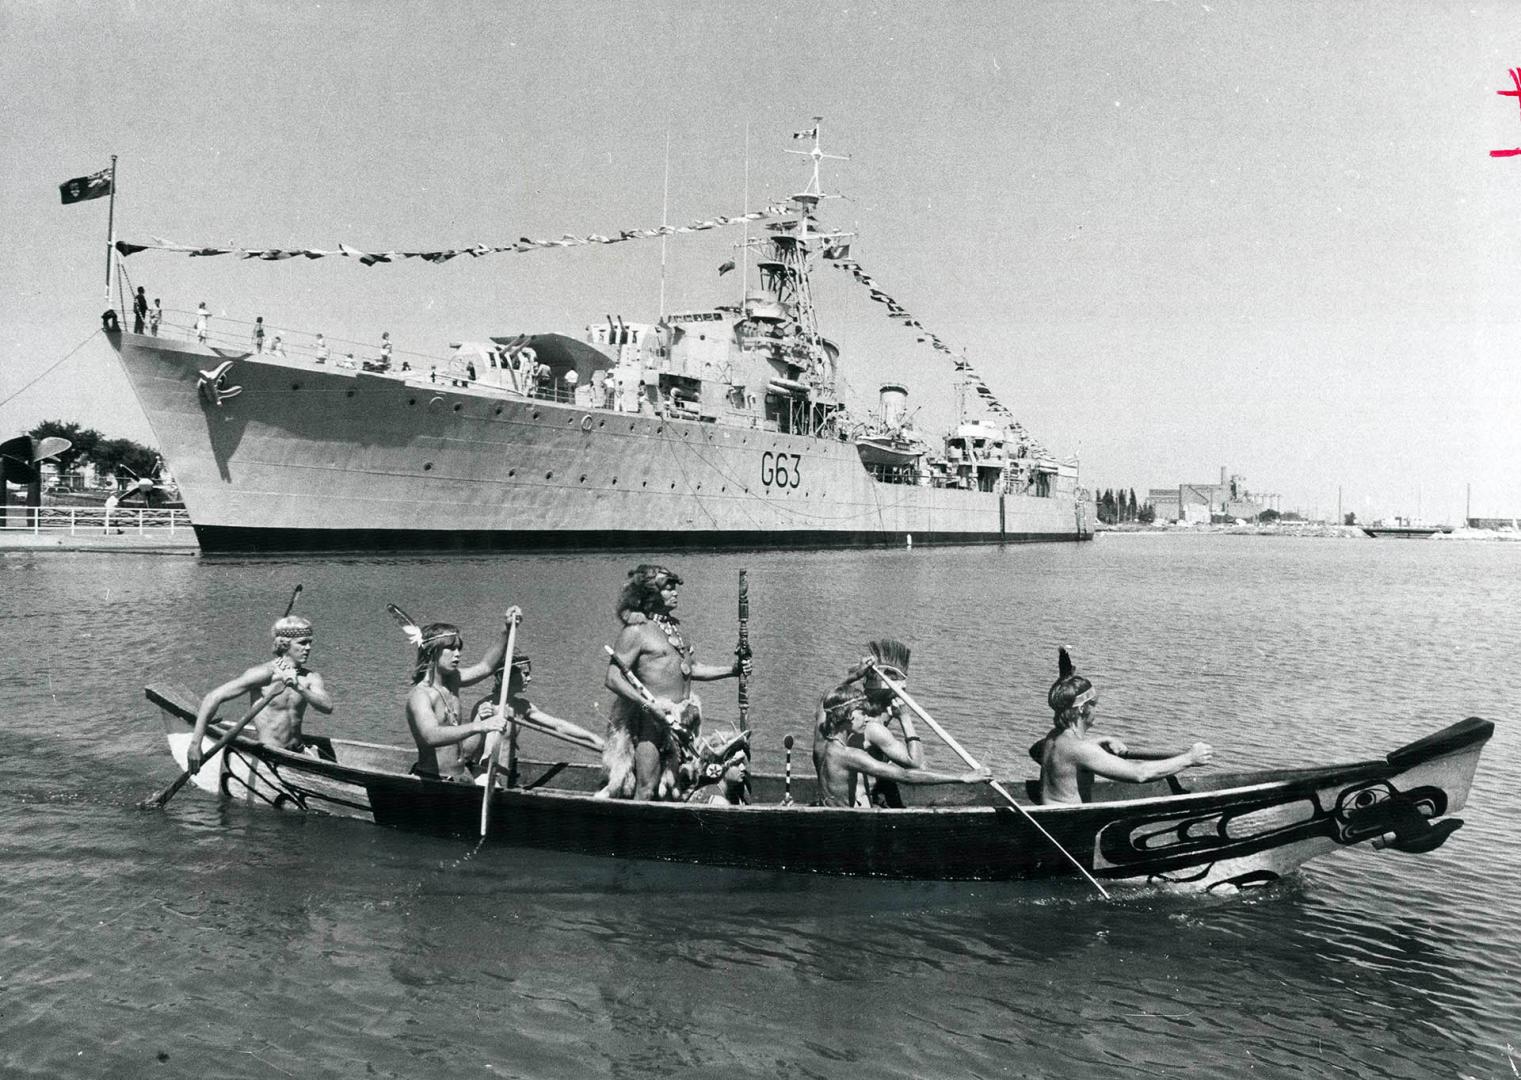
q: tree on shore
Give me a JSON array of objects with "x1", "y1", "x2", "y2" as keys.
[
  {"x1": 25, "y1": 420, "x2": 158, "y2": 486},
  {"x1": 1344, "y1": 511, "x2": 1357, "y2": 526}
]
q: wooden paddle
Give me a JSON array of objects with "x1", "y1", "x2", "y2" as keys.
[
  {"x1": 479, "y1": 615, "x2": 520, "y2": 838},
  {"x1": 1028, "y1": 738, "x2": 1187, "y2": 764},
  {"x1": 603, "y1": 645, "x2": 674, "y2": 722},
  {"x1": 867, "y1": 662, "x2": 1112, "y2": 900},
  {"x1": 139, "y1": 685, "x2": 282, "y2": 810}
]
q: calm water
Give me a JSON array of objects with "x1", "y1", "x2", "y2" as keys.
[{"x1": 2, "y1": 536, "x2": 1516, "y2": 1079}]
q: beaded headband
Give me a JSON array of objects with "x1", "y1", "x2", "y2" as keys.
[{"x1": 271, "y1": 616, "x2": 313, "y2": 640}]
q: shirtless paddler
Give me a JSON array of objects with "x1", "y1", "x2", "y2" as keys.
[
  {"x1": 1033, "y1": 647, "x2": 1213, "y2": 805},
  {"x1": 405, "y1": 607, "x2": 521, "y2": 781},
  {"x1": 188, "y1": 615, "x2": 334, "y2": 773}
]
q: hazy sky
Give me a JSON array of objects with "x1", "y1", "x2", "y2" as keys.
[{"x1": 3, "y1": 1, "x2": 1518, "y2": 522}]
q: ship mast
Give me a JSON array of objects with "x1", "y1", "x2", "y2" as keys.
[{"x1": 772, "y1": 118, "x2": 850, "y2": 403}]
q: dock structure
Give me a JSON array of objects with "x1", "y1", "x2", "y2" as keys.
[{"x1": 0, "y1": 505, "x2": 197, "y2": 554}]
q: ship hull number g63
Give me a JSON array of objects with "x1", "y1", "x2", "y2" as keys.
[{"x1": 760, "y1": 451, "x2": 803, "y2": 489}]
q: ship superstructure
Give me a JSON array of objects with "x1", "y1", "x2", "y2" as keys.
[{"x1": 106, "y1": 124, "x2": 1090, "y2": 553}]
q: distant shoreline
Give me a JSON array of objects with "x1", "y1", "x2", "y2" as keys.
[{"x1": 1095, "y1": 522, "x2": 1521, "y2": 541}]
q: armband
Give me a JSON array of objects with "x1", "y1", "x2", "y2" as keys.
[{"x1": 905, "y1": 735, "x2": 921, "y2": 742}]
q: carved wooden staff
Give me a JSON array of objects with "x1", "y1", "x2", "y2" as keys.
[{"x1": 737, "y1": 569, "x2": 750, "y2": 736}]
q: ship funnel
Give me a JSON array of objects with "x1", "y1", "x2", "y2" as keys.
[{"x1": 879, "y1": 383, "x2": 909, "y2": 427}]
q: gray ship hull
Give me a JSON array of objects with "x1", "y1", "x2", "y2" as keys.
[{"x1": 110, "y1": 331, "x2": 1091, "y2": 554}]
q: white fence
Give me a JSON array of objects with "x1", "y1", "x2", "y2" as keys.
[{"x1": 0, "y1": 506, "x2": 193, "y2": 536}]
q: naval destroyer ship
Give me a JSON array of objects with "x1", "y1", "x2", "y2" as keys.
[{"x1": 107, "y1": 128, "x2": 1091, "y2": 554}]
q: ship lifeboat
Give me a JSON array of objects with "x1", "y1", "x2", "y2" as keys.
[{"x1": 854, "y1": 432, "x2": 928, "y2": 468}]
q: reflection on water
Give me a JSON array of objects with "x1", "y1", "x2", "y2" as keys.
[{"x1": 0, "y1": 537, "x2": 1517, "y2": 1078}]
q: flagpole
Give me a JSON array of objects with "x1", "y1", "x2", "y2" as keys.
[
  {"x1": 103, "y1": 154, "x2": 118, "y2": 306},
  {"x1": 659, "y1": 127, "x2": 670, "y2": 320},
  {"x1": 741, "y1": 121, "x2": 749, "y2": 309}
]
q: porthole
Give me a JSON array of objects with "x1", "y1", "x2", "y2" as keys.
[
  {"x1": 291, "y1": 383, "x2": 301, "y2": 391},
  {"x1": 453, "y1": 403, "x2": 462, "y2": 413},
  {"x1": 642, "y1": 481, "x2": 648, "y2": 487},
  {"x1": 656, "y1": 425, "x2": 664, "y2": 434},
  {"x1": 579, "y1": 474, "x2": 587, "y2": 483},
  {"x1": 611, "y1": 477, "x2": 618, "y2": 485},
  {"x1": 545, "y1": 471, "x2": 554, "y2": 480},
  {"x1": 423, "y1": 462, "x2": 433, "y2": 471},
  {"x1": 494, "y1": 406, "x2": 503, "y2": 416},
  {"x1": 670, "y1": 482, "x2": 676, "y2": 490},
  {"x1": 598, "y1": 419, "x2": 606, "y2": 428},
  {"x1": 508, "y1": 469, "x2": 516, "y2": 477},
  {"x1": 531, "y1": 410, "x2": 540, "y2": 420}
]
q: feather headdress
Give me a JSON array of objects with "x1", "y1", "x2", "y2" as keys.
[
  {"x1": 387, "y1": 603, "x2": 424, "y2": 647},
  {"x1": 867, "y1": 638, "x2": 911, "y2": 678},
  {"x1": 1049, "y1": 646, "x2": 1095, "y2": 712}
]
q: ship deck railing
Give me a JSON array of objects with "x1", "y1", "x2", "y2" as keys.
[
  {"x1": 140, "y1": 309, "x2": 673, "y2": 412},
  {"x1": 0, "y1": 506, "x2": 193, "y2": 536}
]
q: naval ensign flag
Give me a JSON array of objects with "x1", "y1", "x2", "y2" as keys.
[{"x1": 59, "y1": 168, "x2": 113, "y2": 205}]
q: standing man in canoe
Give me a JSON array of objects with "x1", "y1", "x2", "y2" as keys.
[
  {"x1": 601, "y1": 564, "x2": 749, "y2": 800},
  {"x1": 1034, "y1": 647, "x2": 1213, "y2": 805},
  {"x1": 405, "y1": 607, "x2": 521, "y2": 781},
  {"x1": 813, "y1": 640, "x2": 925, "y2": 806},
  {"x1": 187, "y1": 615, "x2": 334, "y2": 773}
]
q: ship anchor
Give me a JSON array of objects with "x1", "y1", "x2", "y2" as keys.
[{"x1": 197, "y1": 361, "x2": 243, "y2": 408}]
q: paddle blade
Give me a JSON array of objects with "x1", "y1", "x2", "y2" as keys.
[{"x1": 138, "y1": 770, "x2": 192, "y2": 811}]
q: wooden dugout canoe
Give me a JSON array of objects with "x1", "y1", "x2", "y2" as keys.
[{"x1": 146, "y1": 683, "x2": 1493, "y2": 893}]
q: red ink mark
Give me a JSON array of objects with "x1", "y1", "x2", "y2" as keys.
[
  {"x1": 1491, "y1": 68, "x2": 1521, "y2": 156},
  {"x1": 1498, "y1": 68, "x2": 1521, "y2": 112}
]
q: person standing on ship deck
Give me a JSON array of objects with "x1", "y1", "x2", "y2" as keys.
[
  {"x1": 252, "y1": 316, "x2": 266, "y2": 353},
  {"x1": 132, "y1": 287, "x2": 147, "y2": 333},
  {"x1": 406, "y1": 607, "x2": 520, "y2": 782},
  {"x1": 600, "y1": 565, "x2": 750, "y2": 800},
  {"x1": 186, "y1": 616, "x2": 334, "y2": 774},
  {"x1": 148, "y1": 298, "x2": 162, "y2": 336},
  {"x1": 379, "y1": 331, "x2": 392, "y2": 371},
  {"x1": 314, "y1": 333, "x2": 329, "y2": 364},
  {"x1": 195, "y1": 302, "x2": 209, "y2": 343}
]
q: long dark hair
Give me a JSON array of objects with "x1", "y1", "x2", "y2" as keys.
[
  {"x1": 617, "y1": 564, "x2": 682, "y2": 619},
  {"x1": 412, "y1": 622, "x2": 462, "y2": 684}
]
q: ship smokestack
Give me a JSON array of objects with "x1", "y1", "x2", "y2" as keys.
[{"x1": 879, "y1": 383, "x2": 909, "y2": 428}]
